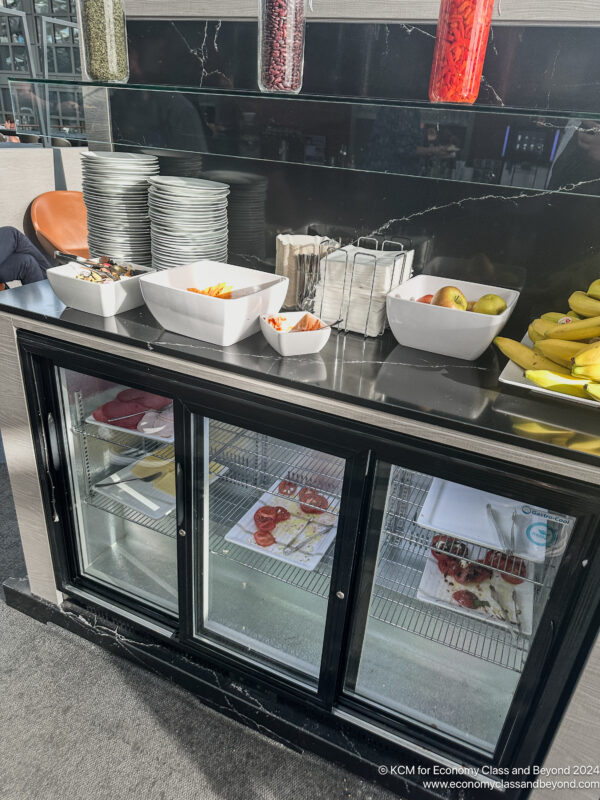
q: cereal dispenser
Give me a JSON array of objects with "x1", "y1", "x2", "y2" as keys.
[
  {"x1": 258, "y1": 0, "x2": 306, "y2": 94},
  {"x1": 429, "y1": 0, "x2": 495, "y2": 104}
]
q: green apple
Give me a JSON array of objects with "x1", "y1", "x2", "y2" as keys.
[{"x1": 473, "y1": 293, "x2": 507, "y2": 315}]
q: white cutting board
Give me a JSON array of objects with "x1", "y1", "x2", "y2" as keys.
[
  {"x1": 224, "y1": 478, "x2": 339, "y2": 572},
  {"x1": 86, "y1": 413, "x2": 175, "y2": 443},
  {"x1": 417, "y1": 478, "x2": 563, "y2": 563},
  {"x1": 417, "y1": 552, "x2": 534, "y2": 636}
]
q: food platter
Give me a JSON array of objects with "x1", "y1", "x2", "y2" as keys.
[
  {"x1": 417, "y1": 550, "x2": 534, "y2": 635},
  {"x1": 224, "y1": 478, "x2": 339, "y2": 571},
  {"x1": 499, "y1": 334, "x2": 599, "y2": 408}
]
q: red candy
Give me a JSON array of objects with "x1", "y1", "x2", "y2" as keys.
[
  {"x1": 259, "y1": 0, "x2": 305, "y2": 93},
  {"x1": 429, "y1": 0, "x2": 494, "y2": 105}
]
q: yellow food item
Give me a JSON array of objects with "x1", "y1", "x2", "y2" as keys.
[
  {"x1": 511, "y1": 420, "x2": 573, "y2": 441},
  {"x1": 586, "y1": 384, "x2": 600, "y2": 402},
  {"x1": 568, "y1": 291, "x2": 600, "y2": 318},
  {"x1": 187, "y1": 282, "x2": 233, "y2": 299},
  {"x1": 473, "y1": 293, "x2": 507, "y2": 315},
  {"x1": 153, "y1": 468, "x2": 175, "y2": 496},
  {"x1": 587, "y1": 279, "x2": 600, "y2": 300},
  {"x1": 525, "y1": 370, "x2": 590, "y2": 398},
  {"x1": 528, "y1": 318, "x2": 556, "y2": 342},
  {"x1": 541, "y1": 312, "x2": 581, "y2": 323},
  {"x1": 572, "y1": 340, "x2": 600, "y2": 368},
  {"x1": 545, "y1": 315, "x2": 600, "y2": 341},
  {"x1": 567, "y1": 435, "x2": 600, "y2": 453},
  {"x1": 494, "y1": 338, "x2": 569, "y2": 374},
  {"x1": 533, "y1": 339, "x2": 587, "y2": 369},
  {"x1": 572, "y1": 364, "x2": 600, "y2": 381}
]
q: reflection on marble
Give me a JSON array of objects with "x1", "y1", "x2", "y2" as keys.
[{"x1": 2, "y1": 280, "x2": 600, "y2": 467}]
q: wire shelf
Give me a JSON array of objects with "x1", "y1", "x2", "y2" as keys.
[
  {"x1": 84, "y1": 491, "x2": 177, "y2": 538},
  {"x1": 73, "y1": 421, "x2": 174, "y2": 458}
]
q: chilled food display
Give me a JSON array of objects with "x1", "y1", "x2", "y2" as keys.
[
  {"x1": 496, "y1": 277, "x2": 600, "y2": 405},
  {"x1": 429, "y1": 0, "x2": 495, "y2": 105},
  {"x1": 417, "y1": 536, "x2": 534, "y2": 634},
  {"x1": 89, "y1": 389, "x2": 174, "y2": 440},
  {"x1": 224, "y1": 477, "x2": 339, "y2": 571}
]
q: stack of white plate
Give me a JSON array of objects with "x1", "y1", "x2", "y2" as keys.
[
  {"x1": 82, "y1": 152, "x2": 158, "y2": 266},
  {"x1": 148, "y1": 176, "x2": 229, "y2": 269},
  {"x1": 202, "y1": 170, "x2": 268, "y2": 258}
]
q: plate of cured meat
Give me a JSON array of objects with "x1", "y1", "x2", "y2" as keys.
[
  {"x1": 87, "y1": 388, "x2": 174, "y2": 443},
  {"x1": 416, "y1": 535, "x2": 534, "y2": 635},
  {"x1": 224, "y1": 478, "x2": 339, "y2": 571}
]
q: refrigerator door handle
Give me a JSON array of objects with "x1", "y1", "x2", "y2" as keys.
[
  {"x1": 46, "y1": 412, "x2": 61, "y2": 472},
  {"x1": 176, "y1": 461, "x2": 185, "y2": 528}
]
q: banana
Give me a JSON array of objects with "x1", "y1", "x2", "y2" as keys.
[
  {"x1": 573, "y1": 364, "x2": 600, "y2": 381},
  {"x1": 545, "y1": 315, "x2": 600, "y2": 341},
  {"x1": 572, "y1": 340, "x2": 600, "y2": 367},
  {"x1": 525, "y1": 370, "x2": 590, "y2": 398},
  {"x1": 587, "y1": 279, "x2": 600, "y2": 300},
  {"x1": 534, "y1": 339, "x2": 586, "y2": 368},
  {"x1": 511, "y1": 420, "x2": 573, "y2": 441},
  {"x1": 494, "y1": 338, "x2": 570, "y2": 374},
  {"x1": 541, "y1": 311, "x2": 581, "y2": 323},
  {"x1": 528, "y1": 318, "x2": 556, "y2": 342},
  {"x1": 585, "y1": 384, "x2": 600, "y2": 402},
  {"x1": 568, "y1": 435, "x2": 600, "y2": 453},
  {"x1": 568, "y1": 291, "x2": 600, "y2": 318}
]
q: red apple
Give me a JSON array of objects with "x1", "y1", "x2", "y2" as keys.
[
  {"x1": 431, "y1": 286, "x2": 468, "y2": 311},
  {"x1": 417, "y1": 294, "x2": 434, "y2": 304}
]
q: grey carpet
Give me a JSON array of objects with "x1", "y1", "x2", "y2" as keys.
[{"x1": 0, "y1": 463, "x2": 394, "y2": 800}]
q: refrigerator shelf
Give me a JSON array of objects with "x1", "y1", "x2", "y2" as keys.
[
  {"x1": 73, "y1": 421, "x2": 174, "y2": 457},
  {"x1": 208, "y1": 476, "x2": 335, "y2": 597},
  {"x1": 371, "y1": 535, "x2": 530, "y2": 672},
  {"x1": 85, "y1": 491, "x2": 177, "y2": 538},
  {"x1": 209, "y1": 420, "x2": 345, "y2": 499}
]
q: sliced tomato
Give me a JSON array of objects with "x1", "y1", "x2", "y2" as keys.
[
  {"x1": 300, "y1": 494, "x2": 328, "y2": 514},
  {"x1": 436, "y1": 554, "x2": 458, "y2": 576},
  {"x1": 254, "y1": 506, "x2": 278, "y2": 532},
  {"x1": 484, "y1": 551, "x2": 527, "y2": 584},
  {"x1": 275, "y1": 506, "x2": 291, "y2": 523},
  {"x1": 452, "y1": 590, "x2": 489, "y2": 610},
  {"x1": 298, "y1": 487, "x2": 316, "y2": 504},
  {"x1": 278, "y1": 480, "x2": 297, "y2": 497},
  {"x1": 254, "y1": 529, "x2": 276, "y2": 547}
]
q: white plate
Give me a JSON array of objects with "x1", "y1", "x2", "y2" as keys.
[
  {"x1": 223, "y1": 478, "x2": 339, "y2": 571},
  {"x1": 499, "y1": 333, "x2": 600, "y2": 409},
  {"x1": 86, "y1": 412, "x2": 175, "y2": 443},
  {"x1": 416, "y1": 477, "x2": 568, "y2": 562},
  {"x1": 416, "y1": 552, "x2": 534, "y2": 635},
  {"x1": 149, "y1": 175, "x2": 229, "y2": 192}
]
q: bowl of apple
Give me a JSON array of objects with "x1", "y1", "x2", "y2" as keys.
[{"x1": 386, "y1": 275, "x2": 520, "y2": 361}]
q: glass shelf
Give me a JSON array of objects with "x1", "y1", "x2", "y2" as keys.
[{"x1": 10, "y1": 77, "x2": 600, "y2": 199}]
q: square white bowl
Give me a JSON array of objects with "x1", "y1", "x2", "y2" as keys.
[
  {"x1": 140, "y1": 261, "x2": 289, "y2": 346},
  {"x1": 47, "y1": 261, "x2": 155, "y2": 317},
  {"x1": 386, "y1": 275, "x2": 520, "y2": 361},
  {"x1": 260, "y1": 312, "x2": 332, "y2": 356}
]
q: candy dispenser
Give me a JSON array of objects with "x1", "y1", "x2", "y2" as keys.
[
  {"x1": 258, "y1": 0, "x2": 306, "y2": 94},
  {"x1": 429, "y1": 0, "x2": 495, "y2": 105}
]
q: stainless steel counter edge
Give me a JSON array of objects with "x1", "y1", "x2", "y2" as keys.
[{"x1": 6, "y1": 312, "x2": 600, "y2": 487}]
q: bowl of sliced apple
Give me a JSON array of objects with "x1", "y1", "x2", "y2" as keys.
[{"x1": 386, "y1": 275, "x2": 520, "y2": 361}]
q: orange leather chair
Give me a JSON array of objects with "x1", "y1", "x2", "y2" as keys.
[{"x1": 31, "y1": 190, "x2": 89, "y2": 259}]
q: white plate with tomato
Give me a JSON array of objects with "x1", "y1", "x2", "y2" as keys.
[
  {"x1": 416, "y1": 537, "x2": 534, "y2": 636},
  {"x1": 224, "y1": 478, "x2": 339, "y2": 571}
]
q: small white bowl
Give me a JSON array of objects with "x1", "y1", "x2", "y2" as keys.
[
  {"x1": 260, "y1": 312, "x2": 331, "y2": 356},
  {"x1": 47, "y1": 261, "x2": 154, "y2": 317},
  {"x1": 386, "y1": 275, "x2": 520, "y2": 361},
  {"x1": 140, "y1": 261, "x2": 288, "y2": 346}
]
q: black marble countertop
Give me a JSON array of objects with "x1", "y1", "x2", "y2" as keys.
[{"x1": 1, "y1": 281, "x2": 599, "y2": 469}]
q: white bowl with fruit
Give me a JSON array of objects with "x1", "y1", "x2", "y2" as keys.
[{"x1": 386, "y1": 276, "x2": 520, "y2": 361}]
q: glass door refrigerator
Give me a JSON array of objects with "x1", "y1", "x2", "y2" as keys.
[{"x1": 19, "y1": 331, "x2": 600, "y2": 800}]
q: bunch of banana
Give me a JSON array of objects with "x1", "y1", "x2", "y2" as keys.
[{"x1": 494, "y1": 279, "x2": 600, "y2": 403}]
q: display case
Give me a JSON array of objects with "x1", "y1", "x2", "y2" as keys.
[{"x1": 12, "y1": 327, "x2": 600, "y2": 800}]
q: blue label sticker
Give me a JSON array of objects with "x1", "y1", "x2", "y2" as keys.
[{"x1": 526, "y1": 522, "x2": 557, "y2": 547}]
